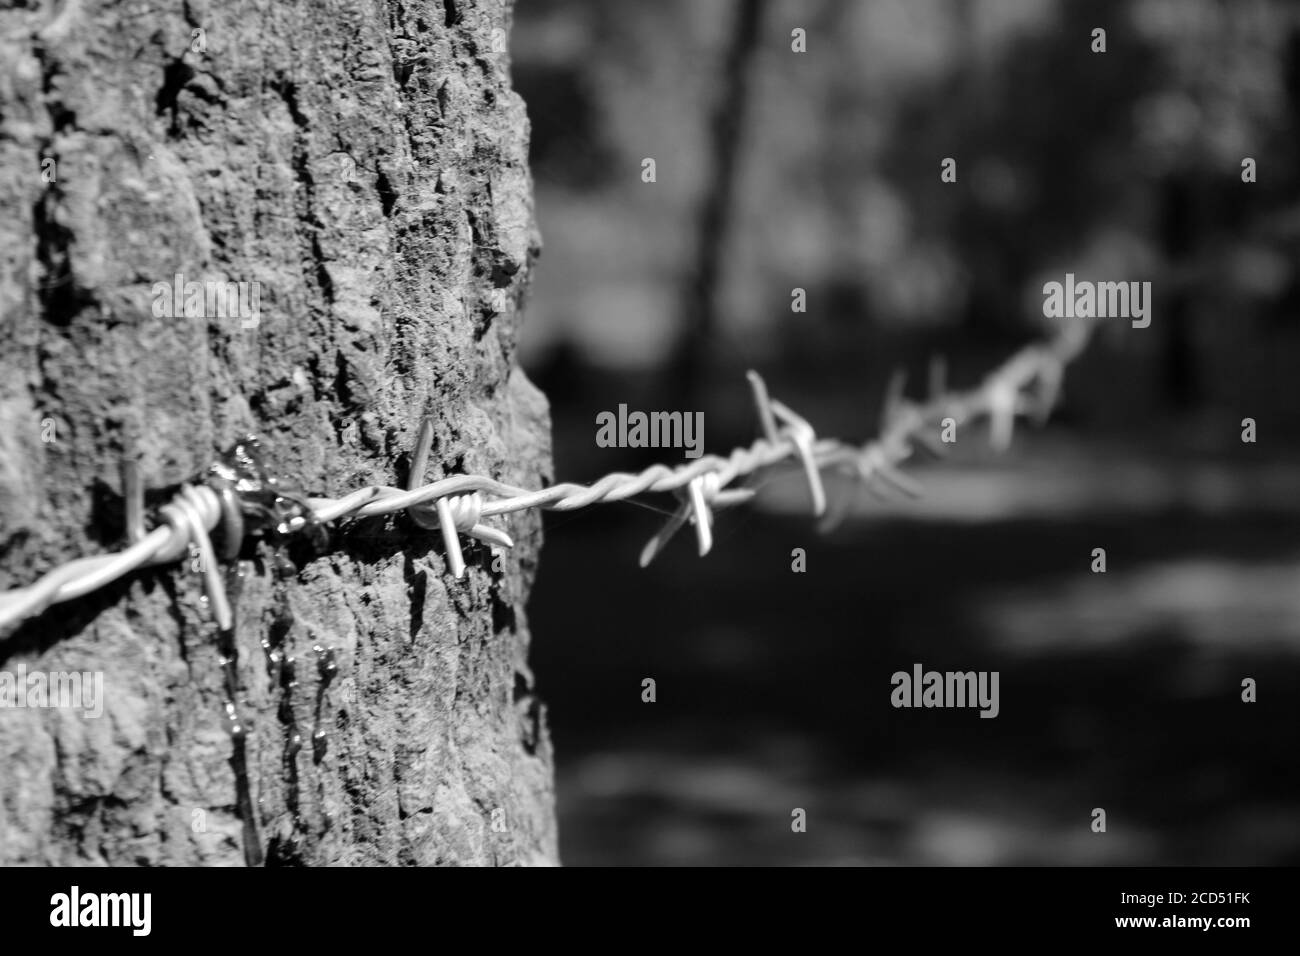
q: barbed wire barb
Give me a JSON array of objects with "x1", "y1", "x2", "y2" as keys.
[{"x1": 0, "y1": 324, "x2": 1092, "y2": 636}]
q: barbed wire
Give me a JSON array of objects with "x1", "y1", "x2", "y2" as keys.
[{"x1": 0, "y1": 320, "x2": 1092, "y2": 636}]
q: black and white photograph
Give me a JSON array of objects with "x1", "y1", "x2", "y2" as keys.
[{"x1": 0, "y1": 0, "x2": 1296, "y2": 933}]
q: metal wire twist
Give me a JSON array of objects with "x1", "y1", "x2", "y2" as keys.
[{"x1": 0, "y1": 322, "x2": 1090, "y2": 635}]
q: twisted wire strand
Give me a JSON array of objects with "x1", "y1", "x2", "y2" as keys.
[{"x1": 0, "y1": 321, "x2": 1090, "y2": 634}]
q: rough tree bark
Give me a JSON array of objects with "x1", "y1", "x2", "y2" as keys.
[{"x1": 0, "y1": 0, "x2": 557, "y2": 865}]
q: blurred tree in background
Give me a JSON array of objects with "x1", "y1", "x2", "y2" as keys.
[{"x1": 514, "y1": 0, "x2": 1296, "y2": 437}]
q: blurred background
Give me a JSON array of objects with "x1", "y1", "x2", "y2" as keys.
[{"x1": 510, "y1": 0, "x2": 1300, "y2": 865}]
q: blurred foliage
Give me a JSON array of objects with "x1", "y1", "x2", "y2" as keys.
[
  {"x1": 511, "y1": 0, "x2": 1300, "y2": 867},
  {"x1": 513, "y1": 0, "x2": 1297, "y2": 385}
]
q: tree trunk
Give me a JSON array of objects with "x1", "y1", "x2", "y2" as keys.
[{"x1": 0, "y1": 0, "x2": 557, "y2": 866}]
